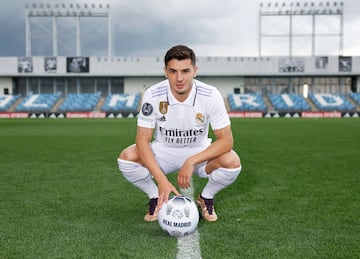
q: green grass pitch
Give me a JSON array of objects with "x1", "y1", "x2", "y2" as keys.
[{"x1": 0, "y1": 118, "x2": 359, "y2": 258}]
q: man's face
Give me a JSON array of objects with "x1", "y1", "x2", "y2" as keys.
[{"x1": 164, "y1": 58, "x2": 198, "y2": 101}]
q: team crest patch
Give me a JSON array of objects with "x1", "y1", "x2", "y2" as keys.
[
  {"x1": 159, "y1": 101, "x2": 168, "y2": 115},
  {"x1": 195, "y1": 112, "x2": 205, "y2": 124},
  {"x1": 142, "y1": 103, "x2": 153, "y2": 116}
]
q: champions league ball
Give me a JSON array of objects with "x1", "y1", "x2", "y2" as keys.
[{"x1": 158, "y1": 196, "x2": 199, "y2": 237}]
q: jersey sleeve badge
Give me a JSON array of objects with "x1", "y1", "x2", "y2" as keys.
[{"x1": 141, "y1": 103, "x2": 153, "y2": 116}]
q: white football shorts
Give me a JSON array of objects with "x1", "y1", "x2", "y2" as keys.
[{"x1": 150, "y1": 138, "x2": 212, "y2": 177}]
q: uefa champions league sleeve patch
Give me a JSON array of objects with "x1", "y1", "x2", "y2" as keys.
[{"x1": 141, "y1": 103, "x2": 153, "y2": 116}]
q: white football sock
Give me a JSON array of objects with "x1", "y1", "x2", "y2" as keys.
[
  {"x1": 117, "y1": 159, "x2": 158, "y2": 199},
  {"x1": 201, "y1": 166, "x2": 242, "y2": 199}
]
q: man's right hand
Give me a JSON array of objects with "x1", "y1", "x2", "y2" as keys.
[{"x1": 157, "y1": 178, "x2": 180, "y2": 209}]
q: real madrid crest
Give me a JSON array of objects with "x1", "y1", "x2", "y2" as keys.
[
  {"x1": 195, "y1": 112, "x2": 205, "y2": 124},
  {"x1": 159, "y1": 101, "x2": 168, "y2": 115}
]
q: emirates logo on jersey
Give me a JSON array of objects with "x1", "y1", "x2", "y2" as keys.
[{"x1": 195, "y1": 113, "x2": 205, "y2": 124}]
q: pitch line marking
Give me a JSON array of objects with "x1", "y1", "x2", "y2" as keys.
[{"x1": 176, "y1": 177, "x2": 202, "y2": 259}]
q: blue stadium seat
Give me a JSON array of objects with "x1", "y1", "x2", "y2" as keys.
[
  {"x1": 0, "y1": 94, "x2": 21, "y2": 112},
  {"x1": 15, "y1": 93, "x2": 61, "y2": 112},
  {"x1": 268, "y1": 93, "x2": 311, "y2": 111},
  {"x1": 349, "y1": 92, "x2": 360, "y2": 105},
  {"x1": 309, "y1": 93, "x2": 355, "y2": 111},
  {"x1": 227, "y1": 93, "x2": 267, "y2": 112},
  {"x1": 101, "y1": 93, "x2": 141, "y2": 112},
  {"x1": 58, "y1": 93, "x2": 101, "y2": 112}
]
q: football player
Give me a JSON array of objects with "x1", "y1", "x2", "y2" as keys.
[{"x1": 118, "y1": 45, "x2": 241, "y2": 222}]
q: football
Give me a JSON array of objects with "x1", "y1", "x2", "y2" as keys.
[{"x1": 158, "y1": 196, "x2": 199, "y2": 237}]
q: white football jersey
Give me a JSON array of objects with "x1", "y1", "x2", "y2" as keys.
[{"x1": 138, "y1": 79, "x2": 230, "y2": 147}]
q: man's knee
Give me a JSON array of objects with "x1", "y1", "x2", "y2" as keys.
[
  {"x1": 119, "y1": 145, "x2": 138, "y2": 161},
  {"x1": 227, "y1": 150, "x2": 241, "y2": 168},
  {"x1": 206, "y1": 150, "x2": 240, "y2": 173}
]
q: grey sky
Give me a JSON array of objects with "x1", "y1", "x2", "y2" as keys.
[{"x1": 0, "y1": 0, "x2": 359, "y2": 57}]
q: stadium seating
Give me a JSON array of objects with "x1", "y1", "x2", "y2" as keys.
[
  {"x1": 4, "y1": 91, "x2": 358, "y2": 114},
  {"x1": 58, "y1": 93, "x2": 101, "y2": 112},
  {"x1": 309, "y1": 93, "x2": 355, "y2": 111},
  {"x1": 0, "y1": 94, "x2": 21, "y2": 112},
  {"x1": 268, "y1": 93, "x2": 311, "y2": 111},
  {"x1": 349, "y1": 92, "x2": 360, "y2": 105},
  {"x1": 15, "y1": 93, "x2": 61, "y2": 112},
  {"x1": 101, "y1": 93, "x2": 141, "y2": 112},
  {"x1": 227, "y1": 93, "x2": 267, "y2": 112}
]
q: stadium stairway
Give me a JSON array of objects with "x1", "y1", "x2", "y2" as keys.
[
  {"x1": 51, "y1": 97, "x2": 64, "y2": 112},
  {"x1": 263, "y1": 94, "x2": 275, "y2": 112},
  {"x1": 9, "y1": 97, "x2": 24, "y2": 112},
  {"x1": 347, "y1": 96, "x2": 360, "y2": 111},
  {"x1": 95, "y1": 97, "x2": 105, "y2": 111},
  {"x1": 305, "y1": 97, "x2": 318, "y2": 111}
]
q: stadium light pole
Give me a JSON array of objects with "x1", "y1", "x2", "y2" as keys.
[
  {"x1": 25, "y1": 5, "x2": 31, "y2": 56},
  {"x1": 258, "y1": 1, "x2": 344, "y2": 57},
  {"x1": 25, "y1": 2, "x2": 112, "y2": 57}
]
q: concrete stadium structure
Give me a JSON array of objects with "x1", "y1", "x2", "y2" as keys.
[
  {"x1": 0, "y1": 54, "x2": 359, "y2": 96},
  {"x1": 0, "y1": 54, "x2": 359, "y2": 119},
  {"x1": 0, "y1": 1, "x2": 359, "y2": 118}
]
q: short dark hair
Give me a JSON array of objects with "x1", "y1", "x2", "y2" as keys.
[{"x1": 164, "y1": 45, "x2": 196, "y2": 67}]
